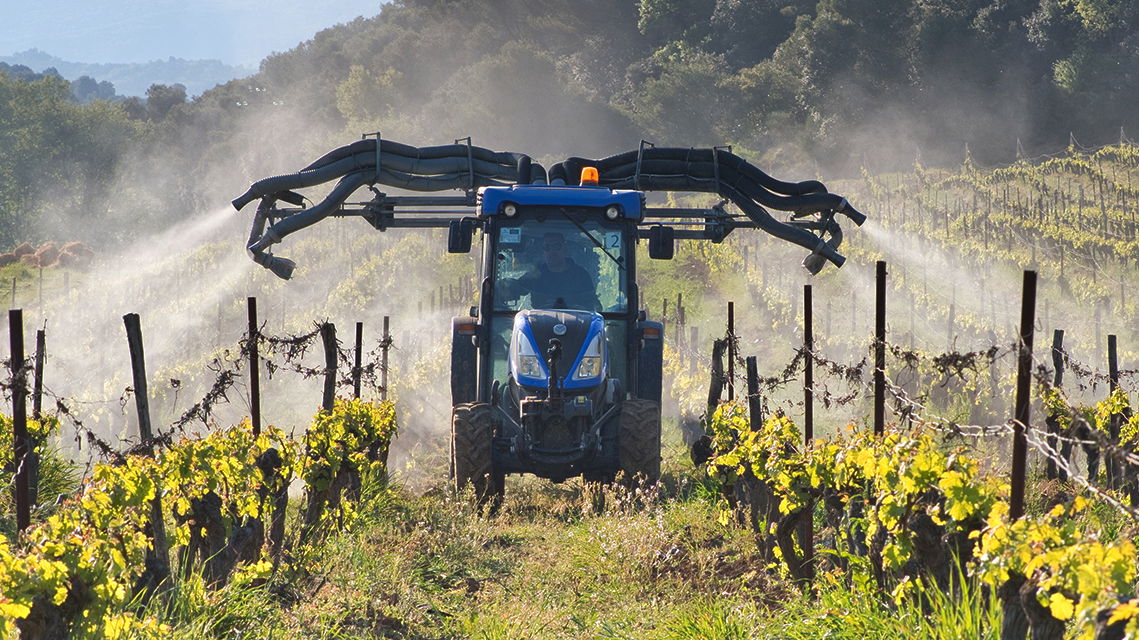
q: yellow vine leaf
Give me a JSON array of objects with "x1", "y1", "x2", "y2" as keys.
[
  {"x1": 1107, "y1": 599, "x2": 1139, "y2": 625},
  {"x1": 0, "y1": 601, "x2": 31, "y2": 619},
  {"x1": 1048, "y1": 592, "x2": 1075, "y2": 620}
]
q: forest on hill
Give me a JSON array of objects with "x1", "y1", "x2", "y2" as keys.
[{"x1": 2, "y1": 0, "x2": 1139, "y2": 248}]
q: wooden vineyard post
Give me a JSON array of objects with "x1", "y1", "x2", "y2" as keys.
[
  {"x1": 247, "y1": 297, "x2": 261, "y2": 436},
  {"x1": 804, "y1": 285, "x2": 813, "y2": 443},
  {"x1": 909, "y1": 294, "x2": 915, "y2": 349},
  {"x1": 689, "y1": 326, "x2": 699, "y2": 376},
  {"x1": 1107, "y1": 335, "x2": 1122, "y2": 490},
  {"x1": 353, "y1": 321, "x2": 364, "y2": 399},
  {"x1": 1095, "y1": 306, "x2": 1102, "y2": 361},
  {"x1": 320, "y1": 322, "x2": 337, "y2": 412},
  {"x1": 745, "y1": 356, "x2": 763, "y2": 425},
  {"x1": 8, "y1": 310, "x2": 31, "y2": 534},
  {"x1": 32, "y1": 329, "x2": 44, "y2": 423},
  {"x1": 706, "y1": 338, "x2": 728, "y2": 421},
  {"x1": 122, "y1": 313, "x2": 171, "y2": 593},
  {"x1": 946, "y1": 303, "x2": 956, "y2": 351},
  {"x1": 1046, "y1": 329, "x2": 1065, "y2": 481},
  {"x1": 30, "y1": 328, "x2": 45, "y2": 505},
  {"x1": 826, "y1": 299, "x2": 832, "y2": 342},
  {"x1": 676, "y1": 292, "x2": 684, "y2": 350},
  {"x1": 798, "y1": 284, "x2": 817, "y2": 579},
  {"x1": 1108, "y1": 335, "x2": 1138, "y2": 503},
  {"x1": 381, "y1": 316, "x2": 390, "y2": 401},
  {"x1": 874, "y1": 261, "x2": 886, "y2": 436},
  {"x1": 1009, "y1": 271, "x2": 1037, "y2": 521},
  {"x1": 727, "y1": 301, "x2": 736, "y2": 401}
]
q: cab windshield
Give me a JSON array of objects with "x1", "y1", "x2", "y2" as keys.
[{"x1": 492, "y1": 213, "x2": 628, "y2": 314}]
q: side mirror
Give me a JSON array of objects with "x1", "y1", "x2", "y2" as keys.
[
  {"x1": 447, "y1": 218, "x2": 476, "y2": 253},
  {"x1": 648, "y1": 225, "x2": 674, "y2": 260}
]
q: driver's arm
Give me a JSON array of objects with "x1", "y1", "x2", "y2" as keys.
[{"x1": 499, "y1": 270, "x2": 539, "y2": 301}]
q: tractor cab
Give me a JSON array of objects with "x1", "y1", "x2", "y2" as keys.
[{"x1": 448, "y1": 183, "x2": 664, "y2": 488}]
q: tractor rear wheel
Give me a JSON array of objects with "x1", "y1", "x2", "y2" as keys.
[
  {"x1": 618, "y1": 399, "x2": 662, "y2": 486},
  {"x1": 451, "y1": 402, "x2": 503, "y2": 506}
]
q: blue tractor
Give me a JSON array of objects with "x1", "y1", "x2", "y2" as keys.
[{"x1": 233, "y1": 138, "x2": 865, "y2": 501}]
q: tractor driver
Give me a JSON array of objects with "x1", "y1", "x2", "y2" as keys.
[{"x1": 500, "y1": 232, "x2": 601, "y2": 311}]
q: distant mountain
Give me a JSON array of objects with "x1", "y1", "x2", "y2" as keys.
[{"x1": 0, "y1": 49, "x2": 254, "y2": 97}]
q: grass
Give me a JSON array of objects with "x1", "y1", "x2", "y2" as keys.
[{"x1": 133, "y1": 440, "x2": 1004, "y2": 640}]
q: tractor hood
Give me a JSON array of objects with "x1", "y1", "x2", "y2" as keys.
[{"x1": 509, "y1": 309, "x2": 606, "y2": 391}]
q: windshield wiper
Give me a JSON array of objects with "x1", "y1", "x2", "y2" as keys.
[{"x1": 554, "y1": 207, "x2": 625, "y2": 271}]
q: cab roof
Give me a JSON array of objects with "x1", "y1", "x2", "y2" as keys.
[{"x1": 479, "y1": 185, "x2": 643, "y2": 220}]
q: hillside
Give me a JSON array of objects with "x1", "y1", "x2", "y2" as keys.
[{"x1": 0, "y1": 49, "x2": 254, "y2": 98}]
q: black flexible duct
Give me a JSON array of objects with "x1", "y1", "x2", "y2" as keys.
[
  {"x1": 236, "y1": 139, "x2": 862, "y2": 279},
  {"x1": 547, "y1": 147, "x2": 864, "y2": 268},
  {"x1": 717, "y1": 181, "x2": 845, "y2": 268},
  {"x1": 549, "y1": 148, "x2": 828, "y2": 196},
  {"x1": 233, "y1": 140, "x2": 546, "y2": 210},
  {"x1": 237, "y1": 140, "x2": 546, "y2": 278},
  {"x1": 246, "y1": 171, "x2": 374, "y2": 253},
  {"x1": 300, "y1": 139, "x2": 539, "y2": 173},
  {"x1": 232, "y1": 156, "x2": 522, "y2": 210}
]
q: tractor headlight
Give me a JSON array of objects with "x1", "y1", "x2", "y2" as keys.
[
  {"x1": 514, "y1": 332, "x2": 545, "y2": 380},
  {"x1": 572, "y1": 334, "x2": 604, "y2": 381},
  {"x1": 575, "y1": 355, "x2": 601, "y2": 379},
  {"x1": 518, "y1": 354, "x2": 543, "y2": 378}
]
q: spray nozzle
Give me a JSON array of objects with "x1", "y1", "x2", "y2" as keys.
[
  {"x1": 802, "y1": 252, "x2": 828, "y2": 275},
  {"x1": 251, "y1": 251, "x2": 296, "y2": 280},
  {"x1": 836, "y1": 198, "x2": 867, "y2": 226},
  {"x1": 802, "y1": 233, "x2": 845, "y2": 275},
  {"x1": 266, "y1": 256, "x2": 296, "y2": 280}
]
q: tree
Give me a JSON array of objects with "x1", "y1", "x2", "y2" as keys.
[
  {"x1": 637, "y1": 0, "x2": 717, "y2": 47},
  {"x1": 631, "y1": 46, "x2": 732, "y2": 144},
  {"x1": 709, "y1": 0, "x2": 811, "y2": 68},
  {"x1": 145, "y1": 83, "x2": 187, "y2": 121}
]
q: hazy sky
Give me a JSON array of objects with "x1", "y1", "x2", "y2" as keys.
[{"x1": 2, "y1": 0, "x2": 384, "y2": 66}]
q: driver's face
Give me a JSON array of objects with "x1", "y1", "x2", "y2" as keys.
[{"x1": 543, "y1": 238, "x2": 565, "y2": 263}]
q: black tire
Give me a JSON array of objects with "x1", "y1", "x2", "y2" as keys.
[
  {"x1": 618, "y1": 399, "x2": 662, "y2": 485},
  {"x1": 451, "y1": 403, "x2": 503, "y2": 505}
]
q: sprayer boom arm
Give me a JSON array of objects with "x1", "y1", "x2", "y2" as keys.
[{"x1": 234, "y1": 137, "x2": 865, "y2": 279}]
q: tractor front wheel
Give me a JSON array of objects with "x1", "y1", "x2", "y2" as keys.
[
  {"x1": 451, "y1": 402, "x2": 503, "y2": 506},
  {"x1": 618, "y1": 399, "x2": 662, "y2": 486}
]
